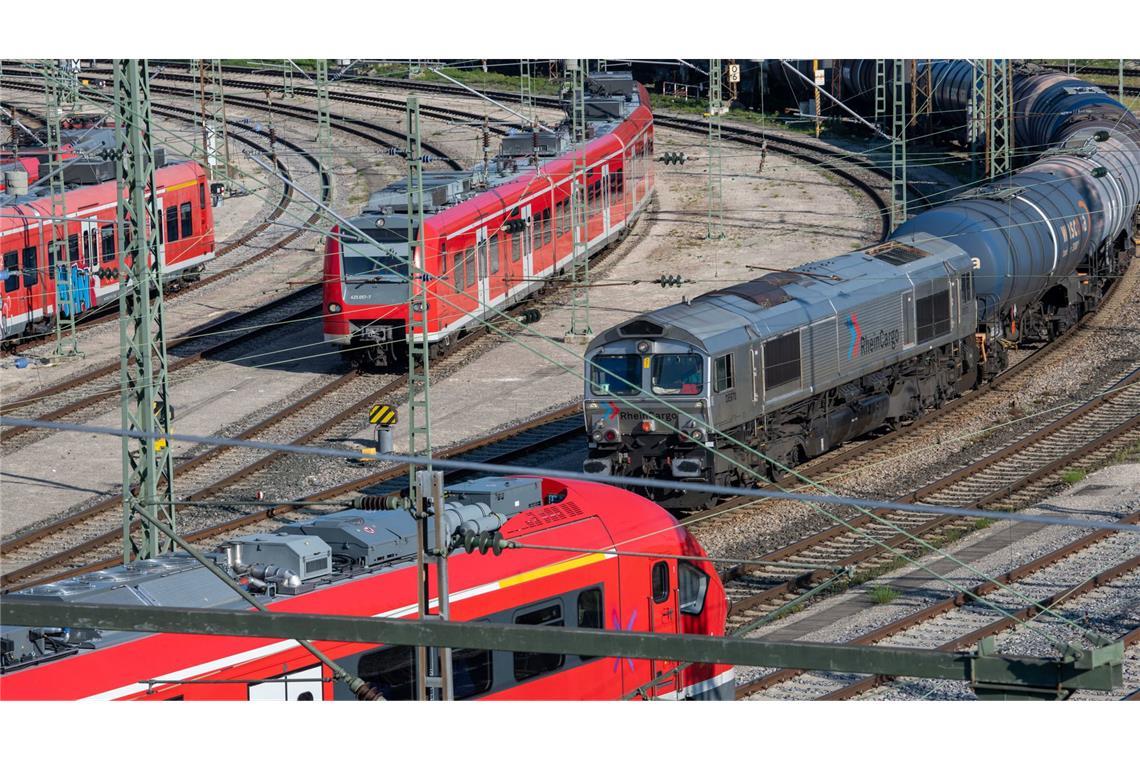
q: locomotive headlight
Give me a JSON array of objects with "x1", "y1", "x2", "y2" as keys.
[
  {"x1": 695, "y1": 399, "x2": 705, "y2": 410},
  {"x1": 586, "y1": 402, "x2": 600, "y2": 411},
  {"x1": 690, "y1": 429, "x2": 704, "y2": 441},
  {"x1": 593, "y1": 431, "x2": 604, "y2": 442},
  {"x1": 328, "y1": 302, "x2": 342, "y2": 313},
  {"x1": 636, "y1": 340, "x2": 651, "y2": 354}
]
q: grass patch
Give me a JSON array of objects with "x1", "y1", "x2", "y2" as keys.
[
  {"x1": 869, "y1": 586, "x2": 900, "y2": 605},
  {"x1": 1061, "y1": 468, "x2": 1088, "y2": 485},
  {"x1": 973, "y1": 517, "x2": 996, "y2": 530}
]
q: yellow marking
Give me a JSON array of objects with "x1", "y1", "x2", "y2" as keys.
[
  {"x1": 497, "y1": 552, "x2": 609, "y2": 589},
  {"x1": 643, "y1": 357, "x2": 651, "y2": 369},
  {"x1": 163, "y1": 180, "x2": 198, "y2": 193}
]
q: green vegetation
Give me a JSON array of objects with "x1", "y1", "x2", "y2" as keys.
[
  {"x1": 869, "y1": 586, "x2": 901, "y2": 605},
  {"x1": 414, "y1": 66, "x2": 563, "y2": 96},
  {"x1": 973, "y1": 517, "x2": 996, "y2": 530},
  {"x1": 1061, "y1": 468, "x2": 1088, "y2": 485}
]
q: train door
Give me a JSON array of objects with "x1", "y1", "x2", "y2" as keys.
[
  {"x1": 247, "y1": 665, "x2": 326, "y2": 701},
  {"x1": 476, "y1": 225, "x2": 490, "y2": 315},
  {"x1": 648, "y1": 560, "x2": 679, "y2": 698},
  {"x1": 601, "y1": 164, "x2": 611, "y2": 235},
  {"x1": 78, "y1": 218, "x2": 104, "y2": 310},
  {"x1": 521, "y1": 205, "x2": 534, "y2": 280}
]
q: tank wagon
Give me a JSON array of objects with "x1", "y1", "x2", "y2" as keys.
[
  {"x1": 582, "y1": 66, "x2": 1139, "y2": 503},
  {"x1": 1, "y1": 477, "x2": 731, "y2": 701}
]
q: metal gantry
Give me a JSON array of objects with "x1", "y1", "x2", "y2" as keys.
[
  {"x1": 890, "y1": 59, "x2": 907, "y2": 232},
  {"x1": 43, "y1": 61, "x2": 80, "y2": 358},
  {"x1": 567, "y1": 59, "x2": 592, "y2": 341},
  {"x1": 519, "y1": 59, "x2": 535, "y2": 126},
  {"x1": 706, "y1": 58, "x2": 725, "y2": 240},
  {"x1": 281, "y1": 60, "x2": 295, "y2": 98},
  {"x1": 114, "y1": 59, "x2": 177, "y2": 561}
]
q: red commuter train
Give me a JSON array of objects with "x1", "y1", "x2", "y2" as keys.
[
  {"x1": 323, "y1": 71, "x2": 655, "y2": 368},
  {"x1": 0, "y1": 477, "x2": 733, "y2": 700},
  {"x1": 1, "y1": 159, "x2": 215, "y2": 343}
]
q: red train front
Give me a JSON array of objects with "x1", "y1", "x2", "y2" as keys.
[
  {"x1": 0, "y1": 477, "x2": 731, "y2": 701},
  {"x1": 323, "y1": 72, "x2": 655, "y2": 368}
]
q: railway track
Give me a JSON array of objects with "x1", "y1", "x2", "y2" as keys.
[
  {"x1": 713, "y1": 364, "x2": 1139, "y2": 641},
  {"x1": 1, "y1": 403, "x2": 582, "y2": 591},
  {"x1": 735, "y1": 508, "x2": 1140, "y2": 699}
]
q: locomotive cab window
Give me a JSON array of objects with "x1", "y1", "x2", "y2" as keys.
[
  {"x1": 3, "y1": 252, "x2": 18, "y2": 292},
  {"x1": 714, "y1": 354, "x2": 734, "y2": 393},
  {"x1": 590, "y1": 354, "x2": 642, "y2": 396},
  {"x1": 514, "y1": 601, "x2": 565, "y2": 682},
  {"x1": 652, "y1": 354, "x2": 703, "y2": 395},
  {"x1": 577, "y1": 587, "x2": 604, "y2": 661},
  {"x1": 916, "y1": 290, "x2": 951, "y2": 343},
  {"x1": 763, "y1": 332, "x2": 801, "y2": 390},
  {"x1": 960, "y1": 273, "x2": 973, "y2": 301},
  {"x1": 356, "y1": 645, "x2": 491, "y2": 700},
  {"x1": 652, "y1": 561, "x2": 670, "y2": 603},
  {"x1": 678, "y1": 561, "x2": 710, "y2": 615},
  {"x1": 22, "y1": 247, "x2": 38, "y2": 287}
]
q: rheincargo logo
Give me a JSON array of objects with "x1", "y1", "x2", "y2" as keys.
[{"x1": 848, "y1": 313, "x2": 900, "y2": 359}]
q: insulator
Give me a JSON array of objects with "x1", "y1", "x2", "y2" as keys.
[
  {"x1": 354, "y1": 494, "x2": 403, "y2": 510},
  {"x1": 520, "y1": 308, "x2": 541, "y2": 324}
]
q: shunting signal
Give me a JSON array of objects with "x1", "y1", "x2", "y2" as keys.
[{"x1": 369, "y1": 404, "x2": 398, "y2": 426}]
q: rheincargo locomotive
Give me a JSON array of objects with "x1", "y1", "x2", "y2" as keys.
[
  {"x1": 1, "y1": 477, "x2": 731, "y2": 701},
  {"x1": 582, "y1": 65, "x2": 1139, "y2": 504},
  {"x1": 322, "y1": 71, "x2": 654, "y2": 368}
]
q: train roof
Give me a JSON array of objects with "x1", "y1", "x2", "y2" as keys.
[
  {"x1": 0, "y1": 476, "x2": 684, "y2": 675},
  {"x1": 345, "y1": 73, "x2": 649, "y2": 228},
  {"x1": 590, "y1": 233, "x2": 973, "y2": 354}
]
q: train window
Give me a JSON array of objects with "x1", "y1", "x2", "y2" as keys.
[
  {"x1": 542, "y1": 208, "x2": 552, "y2": 245},
  {"x1": 101, "y1": 225, "x2": 115, "y2": 262},
  {"x1": 453, "y1": 252, "x2": 464, "y2": 290},
  {"x1": 614, "y1": 168, "x2": 624, "y2": 195},
  {"x1": 357, "y1": 646, "x2": 414, "y2": 700},
  {"x1": 652, "y1": 561, "x2": 670, "y2": 603},
  {"x1": 452, "y1": 647, "x2": 493, "y2": 699},
  {"x1": 199, "y1": 182, "x2": 207, "y2": 210},
  {"x1": 651, "y1": 354, "x2": 703, "y2": 395},
  {"x1": 489, "y1": 234, "x2": 500, "y2": 274},
  {"x1": 83, "y1": 230, "x2": 91, "y2": 262},
  {"x1": 513, "y1": 602, "x2": 565, "y2": 682},
  {"x1": 3, "y1": 252, "x2": 18, "y2": 292},
  {"x1": 590, "y1": 354, "x2": 642, "y2": 396},
  {"x1": 577, "y1": 587, "x2": 604, "y2": 662},
  {"x1": 464, "y1": 247, "x2": 476, "y2": 288},
  {"x1": 678, "y1": 561, "x2": 709, "y2": 615},
  {"x1": 960, "y1": 273, "x2": 973, "y2": 301},
  {"x1": 165, "y1": 206, "x2": 179, "y2": 243},
  {"x1": 22, "y1": 247, "x2": 38, "y2": 287},
  {"x1": 764, "y1": 332, "x2": 801, "y2": 390},
  {"x1": 47, "y1": 243, "x2": 57, "y2": 279},
  {"x1": 916, "y1": 291, "x2": 951, "y2": 343},
  {"x1": 714, "y1": 354, "x2": 734, "y2": 392},
  {"x1": 68, "y1": 234, "x2": 79, "y2": 263},
  {"x1": 180, "y1": 203, "x2": 193, "y2": 239},
  {"x1": 510, "y1": 228, "x2": 521, "y2": 262}
]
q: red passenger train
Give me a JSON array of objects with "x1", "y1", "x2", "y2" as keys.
[
  {"x1": 1, "y1": 159, "x2": 216, "y2": 343},
  {"x1": 0, "y1": 477, "x2": 733, "y2": 700},
  {"x1": 323, "y1": 71, "x2": 655, "y2": 368}
]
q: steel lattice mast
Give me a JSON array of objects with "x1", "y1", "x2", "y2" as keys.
[
  {"x1": 315, "y1": 58, "x2": 332, "y2": 192},
  {"x1": 43, "y1": 61, "x2": 80, "y2": 358},
  {"x1": 890, "y1": 59, "x2": 907, "y2": 231},
  {"x1": 566, "y1": 59, "x2": 592, "y2": 341},
  {"x1": 114, "y1": 59, "x2": 177, "y2": 561},
  {"x1": 706, "y1": 58, "x2": 724, "y2": 239},
  {"x1": 986, "y1": 59, "x2": 1013, "y2": 178}
]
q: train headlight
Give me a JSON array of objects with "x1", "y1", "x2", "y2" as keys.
[
  {"x1": 593, "y1": 431, "x2": 604, "y2": 442},
  {"x1": 690, "y1": 429, "x2": 704, "y2": 441},
  {"x1": 636, "y1": 340, "x2": 651, "y2": 354},
  {"x1": 695, "y1": 399, "x2": 705, "y2": 410},
  {"x1": 328, "y1": 302, "x2": 342, "y2": 313}
]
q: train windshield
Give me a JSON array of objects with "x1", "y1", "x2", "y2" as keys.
[
  {"x1": 590, "y1": 354, "x2": 643, "y2": 396},
  {"x1": 340, "y1": 226, "x2": 415, "y2": 280},
  {"x1": 651, "y1": 354, "x2": 703, "y2": 395}
]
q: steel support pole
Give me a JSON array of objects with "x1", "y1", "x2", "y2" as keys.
[
  {"x1": 813, "y1": 59, "x2": 822, "y2": 138},
  {"x1": 707, "y1": 58, "x2": 724, "y2": 240},
  {"x1": 315, "y1": 58, "x2": 332, "y2": 192},
  {"x1": 1119, "y1": 59, "x2": 1125, "y2": 101},
  {"x1": 282, "y1": 60, "x2": 295, "y2": 98},
  {"x1": 114, "y1": 59, "x2": 176, "y2": 561},
  {"x1": 890, "y1": 59, "x2": 907, "y2": 231},
  {"x1": 874, "y1": 59, "x2": 887, "y2": 130},
  {"x1": 566, "y1": 59, "x2": 592, "y2": 341},
  {"x1": 986, "y1": 59, "x2": 1012, "y2": 177},
  {"x1": 205, "y1": 60, "x2": 232, "y2": 194},
  {"x1": 43, "y1": 61, "x2": 80, "y2": 358},
  {"x1": 519, "y1": 59, "x2": 535, "y2": 126}
]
